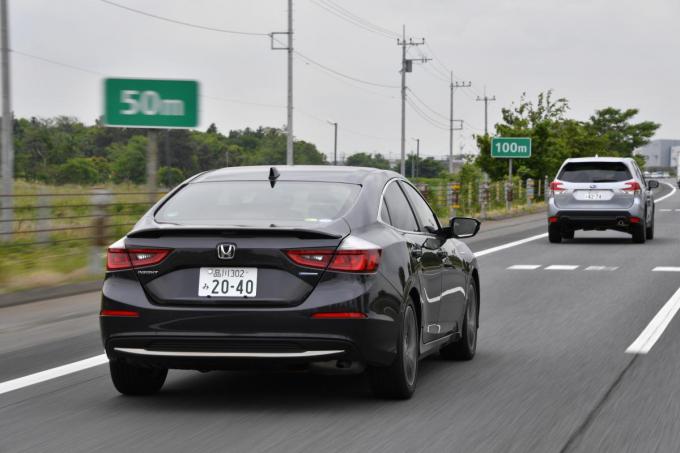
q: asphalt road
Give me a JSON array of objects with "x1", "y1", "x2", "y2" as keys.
[{"x1": 2, "y1": 182, "x2": 679, "y2": 453}]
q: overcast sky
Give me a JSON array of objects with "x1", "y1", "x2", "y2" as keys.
[{"x1": 10, "y1": 0, "x2": 680, "y2": 161}]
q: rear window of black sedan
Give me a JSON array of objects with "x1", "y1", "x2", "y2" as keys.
[{"x1": 155, "y1": 181, "x2": 361, "y2": 225}]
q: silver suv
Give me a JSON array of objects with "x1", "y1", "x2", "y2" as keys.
[{"x1": 547, "y1": 157, "x2": 658, "y2": 243}]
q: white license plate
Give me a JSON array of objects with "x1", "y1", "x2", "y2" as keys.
[
  {"x1": 198, "y1": 267, "x2": 257, "y2": 297},
  {"x1": 575, "y1": 190, "x2": 613, "y2": 201}
]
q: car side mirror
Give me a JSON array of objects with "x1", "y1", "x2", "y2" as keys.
[
  {"x1": 648, "y1": 180, "x2": 659, "y2": 189},
  {"x1": 450, "y1": 217, "x2": 481, "y2": 238}
]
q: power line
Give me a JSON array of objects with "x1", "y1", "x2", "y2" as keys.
[
  {"x1": 294, "y1": 49, "x2": 399, "y2": 88},
  {"x1": 12, "y1": 50, "x2": 104, "y2": 75},
  {"x1": 406, "y1": 97, "x2": 449, "y2": 130},
  {"x1": 102, "y1": 1, "x2": 400, "y2": 92},
  {"x1": 308, "y1": 0, "x2": 397, "y2": 39},
  {"x1": 406, "y1": 87, "x2": 448, "y2": 121},
  {"x1": 317, "y1": 0, "x2": 399, "y2": 38},
  {"x1": 99, "y1": 0, "x2": 269, "y2": 36}
]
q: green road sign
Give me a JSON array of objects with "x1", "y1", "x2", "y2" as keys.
[
  {"x1": 104, "y1": 78, "x2": 199, "y2": 128},
  {"x1": 491, "y1": 137, "x2": 532, "y2": 158}
]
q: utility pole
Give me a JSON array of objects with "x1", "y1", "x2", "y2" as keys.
[
  {"x1": 412, "y1": 138, "x2": 420, "y2": 178},
  {"x1": 398, "y1": 25, "x2": 428, "y2": 176},
  {"x1": 270, "y1": 0, "x2": 294, "y2": 165},
  {"x1": 476, "y1": 87, "x2": 496, "y2": 136},
  {"x1": 328, "y1": 121, "x2": 338, "y2": 165},
  {"x1": 0, "y1": 0, "x2": 12, "y2": 241},
  {"x1": 449, "y1": 73, "x2": 470, "y2": 173}
]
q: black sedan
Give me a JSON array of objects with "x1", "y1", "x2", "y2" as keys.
[{"x1": 101, "y1": 166, "x2": 481, "y2": 399}]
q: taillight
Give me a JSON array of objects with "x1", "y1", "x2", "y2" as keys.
[
  {"x1": 106, "y1": 248, "x2": 171, "y2": 271},
  {"x1": 285, "y1": 249, "x2": 334, "y2": 269},
  {"x1": 329, "y1": 250, "x2": 381, "y2": 272},
  {"x1": 629, "y1": 216, "x2": 641, "y2": 224},
  {"x1": 549, "y1": 181, "x2": 566, "y2": 195},
  {"x1": 106, "y1": 248, "x2": 132, "y2": 270},
  {"x1": 285, "y1": 236, "x2": 382, "y2": 273},
  {"x1": 623, "y1": 181, "x2": 641, "y2": 193}
]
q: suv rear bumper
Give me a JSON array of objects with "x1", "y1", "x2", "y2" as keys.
[{"x1": 548, "y1": 210, "x2": 640, "y2": 230}]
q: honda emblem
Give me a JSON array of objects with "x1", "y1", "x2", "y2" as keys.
[{"x1": 217, "y1": 243, "x2": 236, "y2": 260}]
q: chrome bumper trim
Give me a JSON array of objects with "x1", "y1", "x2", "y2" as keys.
[{"x1": 114, "y1": 347, "x2": 345, "y2": 358}]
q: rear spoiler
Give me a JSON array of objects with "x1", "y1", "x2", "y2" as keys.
[{"x1": 127, "y1": 225, "x2": 344, "y2": 240}]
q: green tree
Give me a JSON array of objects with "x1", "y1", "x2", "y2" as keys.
[
  {"x1": 54, "y1": 157, "x2": 99, "y2": 185},
  {"x1": 111, "y1": 136, "x2": 147, "y2": 184},
  {"x1": 586, "y1": 108, "x2": 659, "y2": 157},
  {"x1": 346, "y1": 152, "x2": 391, "y2": 169},
  {"x1": 158, "y1": 166, "x2": 185, "y2": 188}
]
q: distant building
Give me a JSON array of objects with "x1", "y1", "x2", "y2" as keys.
[{"x1": 634, "y1": 139, "x2": 680, "y2": 169}]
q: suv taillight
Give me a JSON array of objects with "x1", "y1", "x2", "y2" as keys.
[
  {"x1": 623, "y1": 181, "x2": 641, "y2": 194},
  {"x1": 549, "y1": 181, "x2": 566, "y2": 195},
  {"x1": 106, "y1": 248, "x2": 171, "y2": 271}
]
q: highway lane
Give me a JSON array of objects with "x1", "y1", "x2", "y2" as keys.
[{"x1": 1, "y1": 182, "x2": 678, "y2": 452}]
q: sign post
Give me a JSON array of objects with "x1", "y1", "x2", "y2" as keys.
[
  {"x1": 491, "y1": 137, "x2": 531, "y2": 211},
  {"x1": 104, "y1": 78, "x2": 199, "y2": 200}
]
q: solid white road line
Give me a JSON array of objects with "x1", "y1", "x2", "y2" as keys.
[
  {"x1": 507, "y1": 264, "x2": 542, "y2": 270},
  {"x1": 655, "y1": 182, "x2": 677, "y2": 203},
  {"x1": 652, "y1": 267, "x2": 680, "y2": 272},
  {"x1": 0, "y1": 354, "x2": 108, "y2": 396},
  {"x1": 545, "y1": 265, "x2": 579, "y2": 271},
  {"x1": 474, "y1": 233, "x2": 548, "y2": 258},
  {"x1": 0, "y1": 231, "x2": 552, "y2": 397},
  {"x1": 585, "y1": 266, "x2": 619, "y2": 271},
  {"x1": 626, "y1": 287, "x2": 680, "y2": 354}
]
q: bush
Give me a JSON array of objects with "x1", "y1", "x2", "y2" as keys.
[
  {"x1": 54, "y1": 158, "x2": 99, "y2": 185},
  {"x1": 158, "y1": 166, "x2": 185, "y2": 188}
]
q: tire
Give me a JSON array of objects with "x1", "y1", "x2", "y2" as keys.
[
  {"x1": 109, "y1": 359, "x2": 167, "y2": 396},
  {"x1": 632, "y1": 222, "x2": 646, "y2": 244},
  {"x1": 549, "y1": 223, "x2": 562, "y2": 243},
  {"x1": 562, "y1": 230, "x2": 575, "y2": 240},
  {"x1": 369, "y1": 301, "x2": 419, "y2": 399},
  {"x1": 646, "y1": 209, "x2": 655, "y2": 240},
  {"x1": 441, "y1": 282, "x2": 478, "y2": 361}
]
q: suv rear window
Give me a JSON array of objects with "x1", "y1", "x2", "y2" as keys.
[
  {"x1": 558, "y1": 162, "x2": 632, "y2": 183},
  {"x1": 155, "y1": 181, "x2": 361, "y2": 225}
]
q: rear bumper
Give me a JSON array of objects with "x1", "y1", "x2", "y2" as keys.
[
  {"x1": 100, "y1": 272, "x2": 402, "y2": 369},
  {"x1": 548, "y1": 210, "x2": 640, "y2": 230}
]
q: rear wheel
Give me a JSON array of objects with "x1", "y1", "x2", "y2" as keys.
[
  {"x1": 548, "y1": 223, "x2": 562, "y2": 243},
  {"x1": 632, "y1": 222, "x2": 646, "y2": 244},
  {"x1": 109, "y1": 359, "x2": 167, "y2": 396},
  {"x1": 441, "y1": 282, "x2": 478, "y2": 361},
  {"x1": 369, "y1": 301, "x2": 418, "y2": 399},
  {"x1": 646, "y1": 209, "x2": 655, "y2": 240}
]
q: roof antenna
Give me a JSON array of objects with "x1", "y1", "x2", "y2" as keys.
[{"x1": 269, "y1": 167, "x2": 280, "y2": 188}]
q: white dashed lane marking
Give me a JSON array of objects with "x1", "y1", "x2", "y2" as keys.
[
  {"x1": 584, "y1": 266, "x2": 619, "y2": 271},
  {"x1": 653, "y1": 267, "x2": 680, "y2": 272},
  {"x1": 660, "y1": 209, "x2": 672, "y2": 212},
  {"x1": 507, "y1": 265, "x2": 619, "y2": 271}
]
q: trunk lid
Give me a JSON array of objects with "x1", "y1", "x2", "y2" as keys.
[{"x1": 125, "y1": 221, "x2": 349, "y2": 308}]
